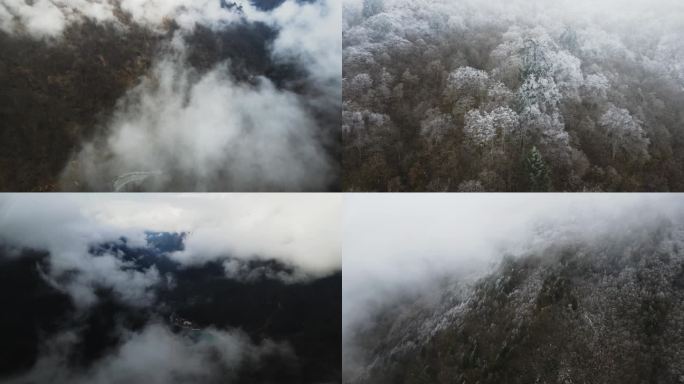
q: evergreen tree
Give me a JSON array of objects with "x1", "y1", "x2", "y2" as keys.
[{"x1": 526, "y1": 146, "x2": 551, "y2": 191}]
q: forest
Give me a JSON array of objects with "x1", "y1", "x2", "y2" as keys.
[
  {"x1": 343, "y1": 196, "x2": 684, "y2": 383},
  {"x1": 343, "y1": 0, "x2": 684, "y2": 191},
  {"x1": 0, "y1": 0, "x2": 340, "y2": 191}
]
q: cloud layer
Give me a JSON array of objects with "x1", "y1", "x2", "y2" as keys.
[
  {"x1": 342, "y1": 194, "x2": 684, "y2": 363},
  {"x1": 0, "y1": 193, "x2": 341, "y2": 308}
]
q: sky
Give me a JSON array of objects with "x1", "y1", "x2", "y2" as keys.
[{"x1": 0, "y1": 193, "x2": 341, "y2": 307}]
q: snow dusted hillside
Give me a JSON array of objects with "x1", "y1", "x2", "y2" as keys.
[
  {"x1": 344, "y1": 195, "x2": 684, "y2": 383},
  {"x1": 343, "y1": 0, "x2": 684, "y2": 191}
]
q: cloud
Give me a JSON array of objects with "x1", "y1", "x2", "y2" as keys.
[
  {"x1": 4, "y1": 323, "x2": 293, "y2": 384},
  {"x1": 0, "y1": 0, "x2": 116, "y2": 37},
  {"x1": 342, "y1": 194, "x2": 684, "y2": 353},
  {"x1": 0, "y1": 194, "x2": 341, "y2": 307},
  {"x1": 60, "y1": 56, "x2": 335, "y2": 191},
  {"x1": 120, "y1": 0, "x2": 240, "y2": 30},
  {"x1": 0, "y1": 0, "x2": 246, "y2": 37},
  {"x1": 264, "y1": 0, "x2": 342, "y2": 91}
]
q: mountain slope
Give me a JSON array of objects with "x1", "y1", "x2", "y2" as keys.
[{"x1": 347, "y1": 220, "x2": 684, "y2": 384}]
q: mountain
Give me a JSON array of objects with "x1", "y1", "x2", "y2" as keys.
[
  {"x1": 346, "y1": 220, "x2": 684, "y2": 384},
  {"x1": 0, "y1": 0, "x2": 340, "y2": 192},
  {"x1": 0, "y1": 232, "x2": 341, "y2": 383}
]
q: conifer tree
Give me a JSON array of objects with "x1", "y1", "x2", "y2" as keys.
[{"x1": 526, "y1": 146, "x2": 551, "y2": 191}]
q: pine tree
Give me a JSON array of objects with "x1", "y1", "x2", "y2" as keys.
[{"x1": 526, "y1": 146, "x2": 551, "y2": 191}]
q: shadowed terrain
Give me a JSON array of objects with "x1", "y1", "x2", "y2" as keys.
[{"x1": 0, "y1": 232, "x2": 341, "y2": 383}]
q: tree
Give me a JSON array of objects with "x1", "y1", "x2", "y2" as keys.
[
  {"x1": 582, "y1": 73, "x2": 610, "y2": 102},
  {"x1": 490, "y1": 107, "x2": 519, "y2": 151},
  {"x1": 598, "y1": 104, "x2": 650, "y2": 160},
  {"x1": 464, "y1": 107, "x2": 519, "y2": 152},
  {"x1": 464, "y1": 109, "x2": 496, "y2": 147},
  {"x1": 526, "y1": 146, "x2": 551, "y2": 191},
  {"x1": 444, "y1": 66, "x2": 490, "y2": 102},
  {"x1": 420, "y1": 109, "x2": 454, "y2": 143},
  {"x1": 521, "y1": 38, "x2": 552, "y2": 80}
]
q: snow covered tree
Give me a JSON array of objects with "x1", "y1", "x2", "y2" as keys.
[
  {"x1": 464, "y1": 109, "x2": 496, "y2": 147},
  {"x1": 582, "y1": 73, "x2": 610, "y2": 102},
  {"x1": 444, "y1": 66, "x2": 490, "y2": 102},
  {"x1": 521, "y1": 39, "x2": 552, "y2": 80},
  {"x1": 490, "y1": 107, "x2": 519, "y2": 147},
  {"x1": 518, "y1": 75, "x2": 561, "y2": 116},
  {"x1": 599, "y1": 105, "x2": 650, "y2": 160},
  {"x1": 548, "y1": 50, "x2": 583, "y2": 99},
  {"x1": 420, "y1": 109, "x2": 454, "y2": 143},
  {"x1": 463, "y1": 107, "x2": 519, "y2": 152}
]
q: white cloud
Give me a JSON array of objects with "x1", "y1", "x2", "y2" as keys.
[
  {"x1": 0, "y1": 0, "x2": 116, "y2": 37},
  {"x1": 263, "y1": 0, "x2": 342, "y2": 90},
  {"x1": 0, "y1": 193, "x2": 341, "y2": 307},
  {"x1": 61, "y1": 57, "x2": 334, "y2": 191}
]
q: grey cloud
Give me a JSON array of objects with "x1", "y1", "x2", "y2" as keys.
[{"x1": 5, "y1": 323, "x2": 293, "y2": 384}]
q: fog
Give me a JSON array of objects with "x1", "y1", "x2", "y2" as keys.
[{"x1": 342, "y1": 194, "x2": 684, "y2": 377}]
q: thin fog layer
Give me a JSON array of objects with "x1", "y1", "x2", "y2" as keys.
[
  {"x1": 343, "y1": 0, "x2": 684, "y2": 191},
  {"x1": 0, "y1": 194, "x2": 341, "y2": 308},
  {"x1": 342, "y1": 194, "x2": 684, "y2": 360}
]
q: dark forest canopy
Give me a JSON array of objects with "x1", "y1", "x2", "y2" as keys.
[{"x1": 342, "y1": 0, "x2": 684, "y2": 191}]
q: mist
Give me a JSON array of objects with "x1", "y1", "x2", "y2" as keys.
[
  {"x1": 3, "y1": 323, "x2": 293, "y2": 384},
  {"x1": 342, "y1": 194, "x2": 684, "y2": 381}
]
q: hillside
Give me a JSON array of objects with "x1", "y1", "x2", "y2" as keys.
[{"x1": 346, "y1": 219, "x2": 684, "y2": 383}]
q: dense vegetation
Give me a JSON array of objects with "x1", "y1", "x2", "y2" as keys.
[
  {"x1": 0, "y1": 21, "x2": 159, "y2": 191},
  {"x1": 343, "y1": 0, "x2": 684, "y2": 191},
  {"x1": 345, "y1": 219, "x2": 684, "y2": 383}
]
